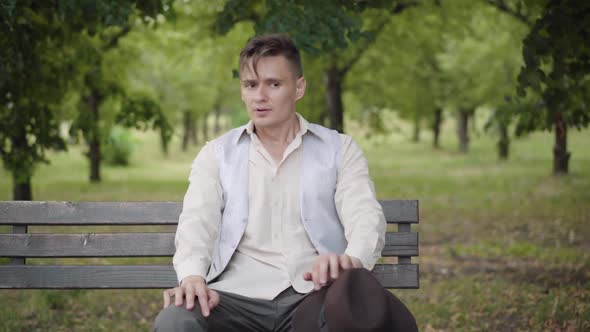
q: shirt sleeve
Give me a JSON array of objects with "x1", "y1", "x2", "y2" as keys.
[
  {"x1": 173, "y1": 142, "x2": 224, "y2": 284},
  {"x1": 335, "y1": 135, "x2": 386, "y2": 271}
]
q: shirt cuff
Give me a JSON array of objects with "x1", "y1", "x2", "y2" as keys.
[
  {"x1": 174, "y1": 258, "x2": 210, "y2": 285},
  {"x1": 345, "y1": 246, "x2": 381, "y2": 271}
]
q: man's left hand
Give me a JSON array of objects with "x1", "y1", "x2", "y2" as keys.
[{"x1": 303, "y1": 254, "x2": 362, "y2": 290}]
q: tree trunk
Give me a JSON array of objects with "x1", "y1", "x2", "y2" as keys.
[
  {"x1": 553, "y1": 112, "x2": 570, "y2": 174},
  {"x1": 182, "y1": 111, "x2": 192, "y2": 152},
  {"x1": 457, "y1": 109, "x2": 470, "y2": 153},
  {"x1": 86, "y1": 91, "x2": 101, "y2": 183},
  {"x1": 160, "y1": 127, "x2": 169, "y2": 156},
  {"x1": 214, "y1": 106, "x2": 222, "y2": 136},
  {"x1": 498, "y1": 123, "x2": 510, "y2": 160},
  {"x1": 11, "y1": 124, "x2": 32, "y2": 200},
  {"x1": 190, "y1": 115, "x2": 198, "y2": 145},
  {"x1": 12, "y1": 173, "x2": 32, "y2": 201},
  {"x1": 202, "y1": 112, "x2": 209, "y2": 143},
  {"x1": 432, "y1": 108, "x2": 442, "y2": 149},
  {"x1": 325, "y1": 65, "x2": 344, "y2": 133},
  {"x1": 412, "y1": 114, "x2": 421, "y2": 142}
]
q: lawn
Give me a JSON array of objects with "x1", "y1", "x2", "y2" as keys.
[{"x1": 1, "y1": 118, "x2": 589, "y2": 331}]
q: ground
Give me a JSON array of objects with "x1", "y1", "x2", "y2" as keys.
[{"x1": 1, "y1": 117, "x2": 588, "y2": 331}]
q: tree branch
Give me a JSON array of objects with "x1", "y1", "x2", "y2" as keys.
[
  {"x1": 103, "y1": 26, "x2": 131, "y2": 51},
  {"x1": 485, "y1": 0, "x2": 532, "y2": 26},
  {"x1": 339, "y1": 1, "x2": 419, "y2": 75}
]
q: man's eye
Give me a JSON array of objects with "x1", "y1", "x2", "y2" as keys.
[
  {"x1": 245, "y1": 83, "x2": 256, "y2": 88},
  {"x1": 270, "y1": 82, "x2": 280, "y2": 87}
]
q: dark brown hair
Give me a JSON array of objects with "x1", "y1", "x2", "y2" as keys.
[{"x1": 239, "y1": 34, "x2": 303, "y2": 78}]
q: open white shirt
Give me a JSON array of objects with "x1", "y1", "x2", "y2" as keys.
[{"x1": 174, "y1": 113, "x2": 386, "y2": 300}]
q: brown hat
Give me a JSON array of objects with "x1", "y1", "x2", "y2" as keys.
[{"x1": 293, "y1": 268, "x2": 417, "y2": 332}]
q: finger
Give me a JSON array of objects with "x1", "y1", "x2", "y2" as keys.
[
  {"x1": 207, "y1": 289, "x2": 220, "y2": 309},
  {"x1": 303, "y1": 271, "x2": 312, "y2": 281},
  {"x1": 329, "y1": 254, "x2": 340, "y2": 281},
  {"x1": 312, "y1": 261, "x2": 320, "y2": 290},
  {"x1": 351, "y1": 256, "x2": 363, "y2": 268},
  {"x1": 339, "y1": 254, "x2": 352, "y2": 270},
  {"x1": 163, "y1": 289, "x2": 172, "y2": 308},
  {"x1": 185, "y1": 284, "x2": 196, "y2": 310},
  {"x1": 174, "y1": 287, "x2": 184, "y2": 307},
  {"x1": 318, "y1": 258, "x2": 329, "y2": 285},
  {"x1": 195, "y1": 285, "x2": 211, "y2": 317}
]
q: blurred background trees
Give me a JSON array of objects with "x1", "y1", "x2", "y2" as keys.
[{"x1": 1, "y1": 0, "x2": 589, "y2": 199}]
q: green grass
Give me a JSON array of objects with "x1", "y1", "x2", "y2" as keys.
[{"x1": 1, "y1": 118, "x2": 589, "y2": 331}]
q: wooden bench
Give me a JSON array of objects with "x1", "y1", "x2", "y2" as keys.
[{"x1": 0, "y1": 200, "x2": 419, "y2": 289}]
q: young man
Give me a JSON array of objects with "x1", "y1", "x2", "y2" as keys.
[{"x1": 153, "y1": 34, "x2": 416, "y2": 332}]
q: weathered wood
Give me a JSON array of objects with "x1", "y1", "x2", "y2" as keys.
[
  {"x1": 0, "y1": 200, "x2": 420, "y2": 290},
  {"x1": 10, "y1": 225, "x2": 26, "y2": 265},
  {"x1": 396, "y1": 223, "x2": 413, "y2": 264},
  {"x1": 0, "y1": 200, "x2": 419, "y2": 225},
  {"x1": 373, "y1": 264, "x2": 419, "y2": 289},
  {"x1": 0, "y1": 233, "x2": 174, "y2": 257},
  {"x1": 0, "y1": 264, "x2": 418, "y2": 289},
  {"x1": 0, "y1": 202, "x2": 181, "y2": 225},
  {"x1": 382, "y1": 200, "x2": 419, "y2": 223},
  {"x1": 0, "y1": 232, "x2": 418, "y2": 257},
  {"x1": 382, "y1": 232, "x2": 419, "y2": 257}
]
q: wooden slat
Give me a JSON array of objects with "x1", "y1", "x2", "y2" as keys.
[
  {"x1": 0, "y1": 265, "x2": 177, "y2": 289},
  {"x1": 382, "y1": 232, "x2": 419, "y2": 257},
  {"x1": 11, "y1": 225, "x2": 27, "y2": 265},
  {"x1": 0, "y1": 264, "x2": 418, "y2": 289},
  {"x1": 0, "y1": 233, "x2": 175, "y2": 257},
  {"x1": 0, "y1": 200, "x2": 418, "y2": 225},
  {"x1": 381, "y1": 200, "x2": 419, "y2": 223},
  {"x1": 0, "y1": 232, "x2": 418, "y2": 258},
  {"x1": 396, "y1": 223, "x2": 413, "y2": 264},
  {"x1": 0, "y1": 201, "x2": 181, "y2": 225},
  {"x1": 373, "y1": 264, "x2": 419, "y2": 289}
]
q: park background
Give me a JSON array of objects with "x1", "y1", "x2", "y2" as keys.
[{"x1": 1, "y1": 0, "x2": 589, "y2": 331}]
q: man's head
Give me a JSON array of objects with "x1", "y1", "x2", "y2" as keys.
[
  {"x1": 239, "y1": 34, "x2": 303, "y2": 79},
  {"x1": 238, "y1": 34, "x2": 306, "y2": 131}
]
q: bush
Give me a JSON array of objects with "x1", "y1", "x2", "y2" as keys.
[{"x1": 103, "y1": 127, "x2": 136, "y2": 166}]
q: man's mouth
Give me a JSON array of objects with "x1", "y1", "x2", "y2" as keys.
[{"x1": 255, "y1": 108, "x2": 271, "y2": 113}]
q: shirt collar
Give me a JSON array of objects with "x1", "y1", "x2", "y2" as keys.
[{"x1": 233, "y1": 112, "x2": 322, "y2": 145}]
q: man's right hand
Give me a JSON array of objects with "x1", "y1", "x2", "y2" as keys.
[{"x1": 162, "y1": 275, "x2": 220, "y2": 317}]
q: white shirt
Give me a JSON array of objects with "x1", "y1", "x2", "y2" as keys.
[{"x1": 174, "y1": 113, "x2": 386, "y2": 300}]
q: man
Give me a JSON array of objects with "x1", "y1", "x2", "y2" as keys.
[{"x1": 153, "y1": 34, "x2": 416, "y2": 332}]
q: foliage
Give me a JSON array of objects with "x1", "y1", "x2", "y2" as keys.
[
  {"x1": 103, "y1": 127, "x2": 136, "y2": 166},
  {"x1": 122, "y1": 2, "x2": 250, "y2": 133},
  {"x1": 212, "y1": 0, "x2": 417, "y2": 130},
  {"x1": 514, "y1": 0, "x2": 590, "y2": 134},
  {"x1": 214, "y1": 0, "x2": 386, "y2": 55},
  {"x1": 0, "y1": 0, "x2": 172, "y2": 196},
  {"x1": 117, "y1": 95, "x2": 173, "y2": 144}
]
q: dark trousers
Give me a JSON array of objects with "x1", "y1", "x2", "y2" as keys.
[
  {"x1": 153, "y1": 269, "x2": 417, "y2": 332},
  {"x1": 153, "y1": 287, "x2": 306, "y2": 332}
]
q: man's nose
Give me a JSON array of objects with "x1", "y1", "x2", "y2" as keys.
[{"x1": 252, "y1": 86, "x2": 268, "y2": 101}]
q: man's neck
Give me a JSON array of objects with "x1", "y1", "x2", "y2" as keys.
[{"x1": 254, "y1": 113, "x2": 300, "y2": 147}]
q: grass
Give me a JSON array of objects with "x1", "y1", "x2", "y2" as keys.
[{"x1": 1, "y1": 116, "x2": 589, "y2": 331}]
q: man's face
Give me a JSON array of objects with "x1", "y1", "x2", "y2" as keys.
[{"x1": 240, "y1": 55, "x2": 306, "y2": 130}]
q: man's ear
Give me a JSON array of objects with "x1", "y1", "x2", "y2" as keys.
[{"x1": 295, "y1": 76, "x2": 307, "y2": 101}]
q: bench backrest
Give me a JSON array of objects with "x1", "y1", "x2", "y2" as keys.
[{"x1": 0, "y1": 200, "x2": 419, "y2": 289}]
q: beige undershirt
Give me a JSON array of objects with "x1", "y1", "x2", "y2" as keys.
[{"x1": 174, "y1": 113, "x2": 386, "y2": 300}]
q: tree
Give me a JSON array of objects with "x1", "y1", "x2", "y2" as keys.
[
  {"x1": 486, "y1": 0, "x2": 590, "y2": 174},
  {"x1": 122, "y1": 2, "x2": 250, "y2": 152},
  {"x1": 214, "y1": 0, "x2": 419, "y2": 133},
  {"x1": 0, "y1": 1, "x2": 172, "y2": 199},
  {"x1": 349, "y1": 1, "x2": 446, "y2": 145},
  {"x1": 514, "y1": 0, "x2": 589, "y2": 174}
]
